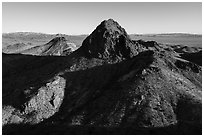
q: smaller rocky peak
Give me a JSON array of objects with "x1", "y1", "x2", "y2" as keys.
[
  {"x1": 50, "y1": 36, "x2": 66, "y2": 42},
  {"x1": 46, "y1": 36, "x2": 67, "y2": 47}
]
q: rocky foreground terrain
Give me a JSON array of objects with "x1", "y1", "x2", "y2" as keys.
[{"x1": 2, "y1": 19, "x2": 202, "y2": 135}]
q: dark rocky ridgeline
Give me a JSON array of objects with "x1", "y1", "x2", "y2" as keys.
[
  {"x1": 22, "y1": 36, "x2": 75, "y2": 56},
  {"x1": 172, "y1": 45, "x2": 202, "y2": 54},
  {"x1": 2, "y1": 19, "x2": 202, "y2": 135},
  {"x1": 180, "y1": 50, "x2": 202, "y2": 66}
]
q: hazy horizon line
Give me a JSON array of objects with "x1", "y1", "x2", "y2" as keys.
[{"x1": 2, "y1": 31, "x2": 202, "y2": 36}]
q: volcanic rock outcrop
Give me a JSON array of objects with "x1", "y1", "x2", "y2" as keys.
[
  {"x1": 78, "y1": 19, "x2": 139, "y2": 61},
  {"x1": 2, "y1": 19, "x2": 202, "y2": 135}
]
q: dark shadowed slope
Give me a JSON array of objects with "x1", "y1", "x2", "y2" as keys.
[
  {"x1": 180, "y1": 51, "x2": 202, "y2": 66},
  {"x1": 2, "y1": 19, "x2": 202, "y2": 135}
]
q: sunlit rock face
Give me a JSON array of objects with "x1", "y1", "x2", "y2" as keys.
[{"x1": 22, "y1": 37, "x2": 75, "y2": 56}]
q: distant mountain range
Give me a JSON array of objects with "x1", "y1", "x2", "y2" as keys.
[
  {"x1": 3, "y1": 32, "x2": 202, "y2": 49},
  {"x1": 133, "y1": 33, "x2": 201, "y2": 37},
  {"x1": 2, "y1": 32, "x2": 202, "y2": 36}
]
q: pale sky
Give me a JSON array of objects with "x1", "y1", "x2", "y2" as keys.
[{"x1": 2, "y1": 2, "x2": 202, "y2": 35}]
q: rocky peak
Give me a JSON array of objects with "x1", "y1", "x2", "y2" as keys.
[
  {"x1": 96, "y1": 19, "x2": 124, "y2": 33},
  {"x1": 79, "y1": 19, "x2": 139, "y2": 61},
  {"x1": 48, "y1": 37, "x2": 67, "y2": 45},
  {"x1": 41, "y1": 36, "x2": 73, "y2": 56}
]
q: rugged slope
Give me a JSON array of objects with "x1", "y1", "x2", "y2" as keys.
[
  {"x1": 2, "y1": 19, "x2": 202, "y2": 135},
  {"x1": 21, "y1": 37, "x2": 76, "y2": 56}
]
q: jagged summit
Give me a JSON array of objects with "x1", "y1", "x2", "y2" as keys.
[
  {"x1": 78, "y1": 19, "x2": 139, "y2": 61},
  {"x1": 47, "y1": 36, "x2": 66, "y2": 44},
  {"x1": 97, "y1": 18, "x2": 124, "y2": 33}
]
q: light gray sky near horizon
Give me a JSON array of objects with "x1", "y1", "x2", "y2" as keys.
[{"x1": 2, "y1": 2, "x2": 202, "y2": 35}]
